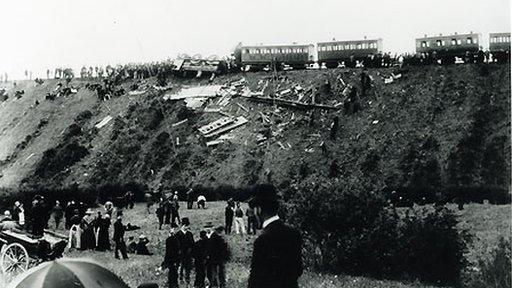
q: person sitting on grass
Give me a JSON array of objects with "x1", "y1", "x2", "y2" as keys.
[
  {"x1": 136, "y1": 235, "x2": 153, "y2": 256},
  {"x1": 127, "y1": 236, "x2": 137, "y2": 253}
]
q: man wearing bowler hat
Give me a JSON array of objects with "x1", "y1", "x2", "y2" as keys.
[
  {"x1": 247, "y1": 184, "x2": 303, "y2": 288},
  {"x1": 161, "y1": 222, "x2": 181, "y2": 288},
  {"x1": 177, "y1": 217, "x2": 194, "y2": 285}
]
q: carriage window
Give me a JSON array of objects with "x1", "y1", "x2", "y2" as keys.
[
  {"x1": 466, "y1": 37, "x2": 472, "y2": 44},
  {"x1": 421, "y1": 41, "x2": 427, "y2": 48},
  {"x1": 457, "y1": 39, "x2": 462, "y2": 45},
  {"x1": 326, "y1": 45, "x2": 332, "y2": 51},
  {"x1": 507, "y1": 36, "x2": 511, "y2": 42},
  {"x1": 435, "y1": 40, "x2": 441, "y2": 46},
  {"x1": 451, "y1": 39, "x2": 457, "y2": 45},
  {"x1": 356, "y1": 43, "x2": 362, "y2": 49},
  {"x1": 244, "y1": 49, "x2": 249, "y2": 54}
]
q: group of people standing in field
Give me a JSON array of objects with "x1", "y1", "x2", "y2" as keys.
[
  {"x1": 154, "y1": 184, "x2": 303, "y2": 288},
  {"x1": 224, "y1": 198, "x2": 260, "y2": 235},
  {"x1": 0, "y1": 184, "x2": 304, "y2": 288}
]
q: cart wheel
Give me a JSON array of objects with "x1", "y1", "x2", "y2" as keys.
[{"x1": 1, "y1": 243, "x2": 29, "y2": 278}]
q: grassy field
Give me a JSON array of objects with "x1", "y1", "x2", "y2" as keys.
[{"x1": 27, "y1": 201, "x2": 505, "y2": 288}]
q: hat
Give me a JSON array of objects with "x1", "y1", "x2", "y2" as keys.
[
  {"x1": 4, "y1": 210, "x2": 11, "y2": 217},
  {"x1": 181, "y1": 217, "x2": 190, "y2": 226},
  {"x1": 85, "y1": 208, "x2": 94, "y2": 214},
  {"x1": 250, "y1": 184, "x2": 279, "y2": 206},
  {"x1": 14, "y1": 201, "x2": 20, "y2": 207},
  {"x1": 170, "y1": 222, "x2": 179, "y2": 229},
  {"x1": 203, "y1": 221, "x2": 213, "y2": 228}
]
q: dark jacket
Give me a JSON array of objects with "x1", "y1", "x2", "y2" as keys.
[
  {"x1": 176, "y1": 230, "x2": 194, "y2": 259},
  {"x1": 225, "y1": 206, "x2": 234, "y2": 220},
  {"x1": 207, "y1": 232, "x2": 229, "y2": 265},
  {"x1": 162, "y1": 233, "x2": 181, "y2": 268},
  {"x1": 193, "y1": 238, "x2": 208, "y2": 263},
  {"x1": 248, "y1": 219, "x2": 303, "y2": 288},
  {"x1": 113, "y1": 220, "x2": 126, "y2": 242}
]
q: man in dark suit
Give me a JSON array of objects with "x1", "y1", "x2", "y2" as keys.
[
  {"x1": 113, "y1": 216, "x2": 129, "y2": 260},
  {"x1": 161, "y1": 223, "x2": 181, "y2": 288},
  {"x1": 206, "y1": 223, "x2": 230, "y2": 288},
  {"x1": 248, "y1": 184, "x2": 303, "y2": 288},
  {"x1": 193, "y1": 230, "x2": 208, "y2": 288},
  {"x1": 177, "y1": 217, "x2": 194, "y2": 285}
]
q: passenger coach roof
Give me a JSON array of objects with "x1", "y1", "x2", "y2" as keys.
[
  {"x1": 415, "y1": 33, "x2": 479, "y2": 41},
  {"x1": 242, "y1": 44, "x2": 313, "y2": 49},
  {"x1": 317, "y1": 38, "x2": 382, "y2": 45}
]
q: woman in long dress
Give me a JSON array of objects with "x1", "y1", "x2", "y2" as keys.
[
  {"x1": 80, "y1": 212, "x2": 96, "y2": 250},
  {"x1": 97, "y1": 214, "x2": 111, "y2": 251}
]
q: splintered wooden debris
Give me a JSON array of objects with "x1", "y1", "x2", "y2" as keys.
[
  {"x1": 95, "y1": 115, "x2": 113, "y2": 129},
  {"x1": 203, "y1": 116, "x2": 248, "y2": 138},
  {"x1": 163, "y1": 85, "x2": 224, "y2": 100},
  {"x1": 198, "y1": 117, "x2": 234, "y2": 134}
]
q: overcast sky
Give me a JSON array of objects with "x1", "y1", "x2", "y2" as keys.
[{"x1": 0, "y1": 0, "x2": 509, "y2": 79}]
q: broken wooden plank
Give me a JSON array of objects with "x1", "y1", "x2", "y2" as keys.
[
  {"x1": 206, "y1": 139, "x2": 223, "y2": 147},
  {"x1": 171, "y1": 119, "x2": 188, "y2": 127},
  {"x1": 198, "y1": 117, "x2": 234, "y2": 134},
  {"x1": 164, "y1": 85, "x2": 224, "y2": 100},
  {"x1": 95, "y1": 115, "x2": 113, "y2": 129},
  {"x1": 128, "y1": 90, "x2": 147, "y2": 96},
  {"x1": 203, "y1": 116, "x2": 248, "y2": 138},
  {"x1": 236, "y1": 103, "x2": 249, "y2": 113},
  {"x1": 241, "y1": 95, "x2": 340, "y2": 110}
]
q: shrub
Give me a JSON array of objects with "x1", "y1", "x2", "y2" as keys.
[
  {"x1": 464, "y1": 236, "x2": 511, "y2": 288},
  {"x1": 397, "y1": 206, "x2": 471, "y2": 284},
  {"x1": 286, "y1": 177, "x2": 471, "y2": 285}
]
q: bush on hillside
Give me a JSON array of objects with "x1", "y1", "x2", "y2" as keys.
[
  {"x1": 285, "y1": 177, "x2": 471, "y2": 285},
  {"x1": 464, "y1": 236, "x2": 511, "y2": 288}
]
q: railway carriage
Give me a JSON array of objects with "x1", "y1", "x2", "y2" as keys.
[
  {"x1": 239, "y1": 44, "x2": 315, "y2": 71},
  {"x1": 317, "y1": 38, "x2": 383, "y2": 68},
  {"x1": 489, "y1": 32, "x2": 510, "y2": 63},
  {"x1": 415, "y1": 33, "x2": 480, "y2": 64}
]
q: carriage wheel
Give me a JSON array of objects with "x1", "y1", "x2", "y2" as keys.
[{"x1": 0, "y1": 243, "x2": 29, "y2": 278}]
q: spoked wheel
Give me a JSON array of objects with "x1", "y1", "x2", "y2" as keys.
[{"x1": 1, "y1": 243, "x2": 29, "y2": 279}]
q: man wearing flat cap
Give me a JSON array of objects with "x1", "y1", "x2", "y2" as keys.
[{"x1": 248, "y1": 184, "x2": 303, "y2": 288}]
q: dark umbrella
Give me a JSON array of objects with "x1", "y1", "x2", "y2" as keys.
[{"x1": 9, "y1": 258, "x2": 130, "y2": 288}]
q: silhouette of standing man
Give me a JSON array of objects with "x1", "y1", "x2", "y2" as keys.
[{"x1": 248, "y1": 184, "x2": 303, "y2": 288}]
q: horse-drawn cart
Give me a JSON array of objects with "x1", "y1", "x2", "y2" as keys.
[{"x1": 0, "y1": 229, "x2": 67, "y2": 280}]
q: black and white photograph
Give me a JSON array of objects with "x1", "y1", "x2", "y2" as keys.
[{"x1": 0, "y1": 0, "x2": 510, "y2": 287}]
